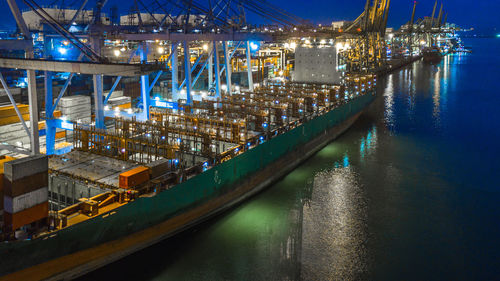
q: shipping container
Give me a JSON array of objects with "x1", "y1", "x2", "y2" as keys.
[
  {"x1": 102, "y1": 90, "x2": 124, "y2": 99},
  {"x1": 58, "y1": 95, "x2": 91, "y2": 107},
  {"x1": 119, "y1": 166, "x2": 150, "y2": 189},
  {"x1": 0, "y1": 114, "x2": 31, "y2": 126},
  {"x1": 0, "y1": 104, "x2": 29, "y2": 117},
  {"x1": 0, "y1": 89, "x2": 22, "y2": 106},
  {"x1": 4, "y1": 187, "x2": 48, "y2": 214},
  {"x1": 0, "y1": 156, "x2": 16, "y2": 212},
  {"x1": 3, "y1": 155, "x2": 48, "y2": 182},
  {"x1": 114, "y1": 102, "x2": 131, "y2": 109},
  {"x1": 4, "y1": 171, "x2": 48, "y2": 197},
  {"x1": 3, "y1": 202, "x2": 48, "y2": 230},
  {"x1": 145, "y1": 159, "x2": 171, "y2": 178}
]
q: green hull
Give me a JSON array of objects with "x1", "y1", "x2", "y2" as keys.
[{"x1": 0, "y1": 91, "x2": 375, "y2": 279}]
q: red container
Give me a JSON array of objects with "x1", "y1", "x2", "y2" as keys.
[{"x1": 119, "y1": 166, "x2": 150, "y2": 189}]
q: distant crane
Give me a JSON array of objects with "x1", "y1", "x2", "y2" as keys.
[{"x1": 343, "y1": 0, "x2": 392, "y2": 72}]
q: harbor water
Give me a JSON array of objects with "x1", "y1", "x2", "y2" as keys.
[{"x1": 79, "y1": 38, "x2": 500, "y2": 280}]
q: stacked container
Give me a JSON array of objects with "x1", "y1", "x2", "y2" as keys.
[
  {"x1": 0, "y1": 105, "x2": 66, "y2": 150},
  {"x1": 3, "y1": 155, "x2": 49, "y2": 231},
  {"x1": 107, "y1": 96, "x2": 132, "y2": 109},
  {"x1": 103, "y1": 90, "x2": 124, "y2": 100},
  {"x1": 104, "y1": 90, "x2": 132, "y2": 109},
  {"x1": 0, "y1": 156, "x2": 16, "y2": 222},
  {"x1": 0, "y1": 104, "x2": 29, "y2": 126},
  {"x1": 0, "y1": 88, "x2": 22, "y2": 106},
  {"x1": 57, "y1": 95, "x2": 92, "y2": 124}
]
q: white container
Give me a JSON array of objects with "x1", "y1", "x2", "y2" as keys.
[
  {"x1": 108, "y1": 96, "x2": 131, "y2": 106},
  {"x1": 66, "y1": 112, "x2": 92, "y2": 121},
  {"x1": 103, "y1": 90, "x2": 124, "y2": 98},
  {"x1": 59, "y1": 105, "x2": 92, "y2": 115},
  {"x1": 59, "y1": 96, "x2": 91, "y2": 107},
  {"x1": 71, "y1": 117, "x2": 92, "y2": 124},
  {"x1": 4, "y1": 187, "x2": 48, "y2": 214}
]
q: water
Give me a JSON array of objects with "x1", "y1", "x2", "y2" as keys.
[{"x1": 79, "y1": 38, "x2": 500, "y2": 281}]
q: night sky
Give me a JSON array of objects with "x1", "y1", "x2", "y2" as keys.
[{"x1": 0, "y1": 0, "x2": 498, "y2": 34}]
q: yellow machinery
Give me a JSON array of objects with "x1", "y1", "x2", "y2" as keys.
[{"x1": 343, "y1": 0, "x2": 391, "y2": 72}]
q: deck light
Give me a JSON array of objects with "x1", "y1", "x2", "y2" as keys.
[{"x1": 250, "y1": 42, "x2": 259, "y2": 51}]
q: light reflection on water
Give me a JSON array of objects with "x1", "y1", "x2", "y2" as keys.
[
  {"x1": 383, "y1": 74, "x2": 395, "y2": 131},
  {"x1": 359, "y1": 126, "x2": 377, "y2": 161},
  {"x1": 301, "y1": 166, "x2": 368, "y2": 281}
]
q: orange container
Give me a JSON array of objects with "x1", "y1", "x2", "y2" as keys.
[
  {"x1": 119, "y1": 166, "x2": 150, "y2": 189},
  {"x1": 115, "y1": 103, "x2": 131, "y2": 109},
  {"x1": 0, "y1": 155, "x2": 16, "y2": 173},
  {"x1": 0, "y1": 114, "x2": 31, "y2": 126},
  {"x1": 55, "y1": 131, "x2": 66, "y2": 139},
  {"x1": 0, "y1": 104, "x2": 29, "y2": 117},
  {"x1": 4, "y1": 202, "x2": 48, "y2": 230}
]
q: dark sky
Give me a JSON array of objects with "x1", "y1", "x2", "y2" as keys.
[{"x1": 0, "y1": 0, "x2": 498, "y2": 33}]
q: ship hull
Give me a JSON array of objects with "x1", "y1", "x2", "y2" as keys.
[
  {"x1": 423, "y1": 50, "x2": 443, "y2": 63},
  {"x1": 0, "y1": 91, "x2": 376, "y2": 281},
  {"x1": 423, "y1": 54, "x2": 442, "y2": 63}
]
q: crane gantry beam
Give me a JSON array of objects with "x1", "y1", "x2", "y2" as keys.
[{"x1": 0, "y1": 57, "x2": 162, "y2": 76}]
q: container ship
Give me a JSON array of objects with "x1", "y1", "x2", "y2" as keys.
[
  {"x1": 0, "y1": 60, "x2": 377, "y2": 279},
  {"x1": 422, "y1": 46, "x2": 443, "y2": 63},
  {"x1": 0, "y1": 0, "x2": 465, "y2": 278}
]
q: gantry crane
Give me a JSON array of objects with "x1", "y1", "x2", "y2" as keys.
[{"x1": 343, "y1": 0, "x2": 391, "y2": 73}]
